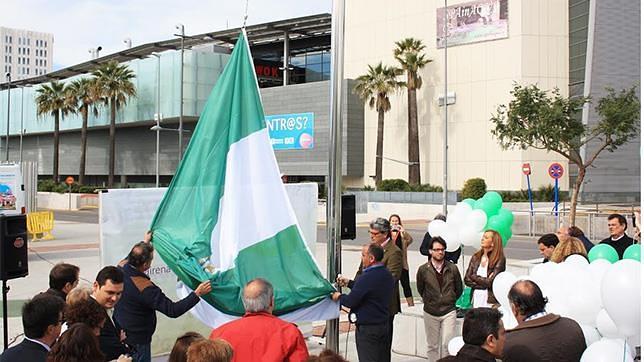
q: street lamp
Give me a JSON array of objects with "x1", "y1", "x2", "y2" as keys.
[
  {"x1": 442, "y1": 0, "x2": 449, "y2": 215},
  {"x1": 174, "y1": 24, "x2": 185, "y2": 161},
  {"x1": 5, "y1": 72, "x2": 11, "y2": 162},
  {"x1": 149, "y1": 53, "x2": 161, "y2": 187}
]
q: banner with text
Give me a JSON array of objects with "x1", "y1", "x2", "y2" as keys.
[
  {"x1": 266, "y1": 112, "x2": 314, "y2": 150},
  {"x1": 437, "y1": 0, "x2": 508, "y2": 48}
]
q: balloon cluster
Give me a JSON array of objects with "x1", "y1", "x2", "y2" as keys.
[
  {"x1": 447, "y1": 257, "x2": 641, "y2": 360},
  {"x1": 427, "y1": 191, "x2": 514, "y2": 252}
]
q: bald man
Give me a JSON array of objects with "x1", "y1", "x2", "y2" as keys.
[
  {"x1": 114, "y1": 235, "x2": 212, "y2": 362},
  {"x1": 503, "y1": 280, "x2": 585, "y2": 362},
  {"x1": 210, "y1": 278, "x2": 309, "y2": 362}
]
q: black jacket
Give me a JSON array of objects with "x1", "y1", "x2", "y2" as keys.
[
  {"x1": 44, "y1": 288, "x2": 67, "y2": 303},
  {"x1": 438, "y1": 344, "x2": 497, "y2": 362},
  {"x1": 94, "y1": 297, "x2": 130, "y2": 361},
  {"x1": 0, "y1": 339, "x2": 48, "y2": 362},
  {"x1": 600, "y1": 234, "x2": 635, "y2": 259},
  {"x1": 113, "y1": 264, "x2": 200, "y2": 345}
]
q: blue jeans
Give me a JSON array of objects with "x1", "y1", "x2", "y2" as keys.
[{"x1": 132, "y1": 343, "x2": 151, "y2": 362}]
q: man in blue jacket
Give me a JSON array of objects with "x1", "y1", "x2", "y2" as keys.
[
  {"x1": 114, "y1": 233, "x2": 212, "y2": 362},
  {"x1": 332, "y1": 243, "x2": 394, "y2": 362}
]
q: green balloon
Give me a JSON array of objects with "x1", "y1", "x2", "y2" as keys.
[
  {"x1": 496, "y1": 207, "x2": 514, "y2": 226},
  {"x1": 474, "y1": 197, "x2": 499, "y2": 218},
  {"x1": 500, "y1": 227, "x2": 512, "y2": 247},
  {"x1": 486, "y1": 214, "x2": 508, "y2": 233},
  {"x1": 588, "y1": 244, "x2": 619, "y2": 263},
  {"x1": 483, "y1": 191, "x2": 503, "y2": 211},
  {"x1": 623, "y1": 244, "x2": 641, "y2": 261},
  {"x1": 462, "y1": 198, "x2": 476, "y2": 207}
]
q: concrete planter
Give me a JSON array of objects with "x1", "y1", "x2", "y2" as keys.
[{"x1": 37, "y1": 192, "x2": 98, "y2": 210}]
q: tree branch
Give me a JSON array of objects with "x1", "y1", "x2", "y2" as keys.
[{"x1": 583, "y1": 139, "x2": 612, "y2": 168}]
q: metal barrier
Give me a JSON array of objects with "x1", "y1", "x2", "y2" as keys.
[
  {"x1": 512, "y1": 208, "x2": 639, "y2": 242},
  {"x1": 26, "y1": 211, "x2": 55, "y2": 241}
]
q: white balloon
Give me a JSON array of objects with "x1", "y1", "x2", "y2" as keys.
[
  {"x1": 427, "y1": 219, "x2": 447, "y2": 237},
  {"x1": 447, "y1": 336, "x2": 464, "y2": 356},
  {"x1": 499, "y1": 306, "x2": 518, "y2": 330},
  {"x1": 447, "y1": 203, "x2": 472, "y2": 229},
  {"x1": 580, "y1": 324, "x2": 601, "y2": 346},
  {"x1": 559, "y1": 264, "x2": 601, "y2": 325},
  {"x1": 465, "y1": 209, "x2": 487, "y2": 232},
  {"x1": 443, "y1": 229, "x2": 461, "y2": 252},
  {"x1": 458, "y1": 227, "x2": 480, "y2": 247},
  {"x1": 596, "y1": 309, "x2": 622, "y2": 339},
  {"x1": 589, "y1": 259, "x2": 611, "y2": 282},
  {"x1": 565, "y1": 254, "x2": 589, "y2": 268},
  {"x1": 492, "y1": 271, "x2": 517, "y2": 310},
  {"x1": 581, "y1": 338, "x2": 634, "y2": 362},
  {"x1": 600, "y1": 260, "x2": 641, "y2": 337}
]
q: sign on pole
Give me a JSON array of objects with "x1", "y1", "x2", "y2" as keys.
[
  {"x1": 522, "y1": 163, "x2": 534, "y2": 216},
  {"x1": 548, "y1": 163, "x2": 564, "y2": 226}
]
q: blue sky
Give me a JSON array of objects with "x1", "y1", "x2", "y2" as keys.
[{"x1": 0, "y1": 0, "x2": 331, "y2": 69}]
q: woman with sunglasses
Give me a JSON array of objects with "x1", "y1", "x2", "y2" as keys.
[
  {"x1": 389, "y1": 214, "x2": 414, "y2": 307},
  {"x1": 464, "y1": 230, "x2": 506, "y2": 308}
]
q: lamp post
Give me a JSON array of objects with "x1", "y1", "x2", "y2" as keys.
[
  {"x1": 19, "y1": 86, "x2": 24, "y2": 163},
  {"x1": 174, "y1": 24, "x2": 185, "y2": 160},
  {"x1": 442, "y1": 0, "x2": 449, "y2": 215},
  {"x1": 5, "y1": 72, "x2": 11, "y2": 162},
  {"x1": 150, "y1": 53, "x2": 161, "y2": 187}
]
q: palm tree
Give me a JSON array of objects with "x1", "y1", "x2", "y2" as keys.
[
  {"x1": 66, "y1": 78, "x2": 99, "y2": 185},
  {"x1": 394, "y1": 38, "x2": 431, "y2": 186},
  {"x1": 354, "y1": 63, "x2": 404, "y2": 185},
  {"x1": 93, "y1": 61, "x2": 136, "y2": 187},
  {"x1": 35, "y1": 81, "x2": 74, "y2": 183}
]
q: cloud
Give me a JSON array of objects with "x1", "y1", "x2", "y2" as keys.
[{"x1": 0, "y1": 0, "x2": 331, "y2": 69}]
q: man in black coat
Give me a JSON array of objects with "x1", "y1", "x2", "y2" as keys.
[
  {"x1": 44, "y1": 262, "x2": 80, "y2": 302},
  {"x1": 92, "y1": 265, "x2": 131, "y2": 361},
  {"x1": 0, "y1": 294, "x2": 65, "y2": 362},
  {"x1": 600, "y1": 213, "x2": 635, "y2": 259},
  {"x1": 438, "y1": 308, "x2": 505, "y2": 362},
  {"x1": 114, "y1": 236, "x2": 212, "y2": 362}
]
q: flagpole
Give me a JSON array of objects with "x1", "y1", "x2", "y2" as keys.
[{"x1": 326, "y1": 0, "x2": 345, "y2": 353}]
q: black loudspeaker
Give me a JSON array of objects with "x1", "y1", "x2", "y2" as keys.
[
  {"x1": 341, "y1": 195, "x2": 356, "y2": 240},
  {"x1": 0, "y1": 215, "x2": 28, "y2": 280}
]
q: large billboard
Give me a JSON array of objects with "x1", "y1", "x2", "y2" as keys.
[
  {"x1": 437, "y1": 0, "x2": 508, "y2": 48},
  {"x1": 265, "y1": 112, "x2": 315, "y2": 150}
]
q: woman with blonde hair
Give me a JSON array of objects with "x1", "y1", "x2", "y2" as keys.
[
  {"x1": 550, "y1": 236, "x2": 588, "y2": 263},
  {"x1": 464, "y1": 230, "x2": 506, "y2": 307}
]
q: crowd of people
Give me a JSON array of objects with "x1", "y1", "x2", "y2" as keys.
[{"x1": 0, "y1": 212, "x2": 638, "y2": 362}]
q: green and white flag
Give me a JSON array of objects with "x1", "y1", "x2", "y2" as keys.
[{"x1": 150, "y1": 31, "x2": 338, "y2": 326}]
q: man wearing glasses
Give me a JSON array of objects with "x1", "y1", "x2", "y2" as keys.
[
  {"x1": 416, "y1": 236, "x2": 463, "y2": 361},
  {"x1": 338, "y1": 217, "x2": 402, "y2": 361}
]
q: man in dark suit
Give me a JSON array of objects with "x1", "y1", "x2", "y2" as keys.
[
  {"x1": 44, "y1": 262, "x2": 80, "y2": 302},
  {"x1": 91, "y1": 266, "x2": 131, "y2": 361},
  {"x1": 0, "y1": 293, "x2": 65, "y2": 362},
  {"x1": 338, "y1": 217, "x2": 403, "y2": 361},
  {"x1": 600, "y1": 213, "x2": 635, "y2": 259}
]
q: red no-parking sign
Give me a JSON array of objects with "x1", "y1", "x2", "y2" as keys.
[
  {"x1": 522, "y1": 163, "x2": 531, "y2": 176},
  {"x1": 548, "y1": 163, "x2": 564, "y2": 179}
]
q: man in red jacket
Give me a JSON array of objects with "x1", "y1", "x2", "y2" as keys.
[{"x1": 210, "y1": 278, "x2": 309, "y2": 362}]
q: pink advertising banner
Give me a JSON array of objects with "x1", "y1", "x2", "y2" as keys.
[{"x1": 437, "y1": 0, "x2": 509, "y2": 48}]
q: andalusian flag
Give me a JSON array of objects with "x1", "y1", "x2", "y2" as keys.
[{"x1": 150, "y1": 31, "x2": 337, "y2": 327}]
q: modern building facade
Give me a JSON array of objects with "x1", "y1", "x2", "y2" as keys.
[
  {"x1": 569, "y1": 0, "x2": 640, "y2": 202},
  {"x1": 0, "y1": 5, "x2": 639, "y2": 201},
  {"x1": 1, "y1": 26, "x2": 54, "y2": 80}
]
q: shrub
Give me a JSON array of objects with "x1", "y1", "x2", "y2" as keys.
[
  {"x1": 410, "y1": 183, "x2": 443, "y2": 192},
  {"x1": 462, "y1": 178, "x2": 487, "y2": 199},
  {"x1": 362, "y1": 185, "x2": 375, "y2": 191},
  {"x1": 377, "y1": 179, "x2": 411, "y2": 191},
  {"x1": 38, "y1": 179, "x2": 57, "y2": 192}
]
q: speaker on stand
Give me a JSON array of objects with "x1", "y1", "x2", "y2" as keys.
[
  {"x1": 341, "y1": 195, "x2": 356, "y2": 240},
  {"x1": 0, "y1": 214, "x2": 29, "y2": 350}
]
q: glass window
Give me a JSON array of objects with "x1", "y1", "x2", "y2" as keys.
[
  {"x1": 306, "y1": 51, "x2": 322, "y2": 65},
  {"x1": 290, "y1": 54, "x2": 305, "y2": 67}
]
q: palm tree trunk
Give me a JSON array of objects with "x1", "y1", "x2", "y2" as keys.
[
  {"x1": 407, "y1": 77, "x2": 421, "y2": 186},
  {"x1": 53, "y1": 112, "x2": 60, "y2": 183},
  {"x1": 108, "y1": 99, "x2": 116, "y2": 188},
  {"x1": 375, "y1": 108, "x2": 385, "y2": 186},
  {"x1": 569, "y1": 166, "x2": 585, "y2": 226},
  {"x1": 79, "y1": 106, "x2": 88, "y2": 185}
]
